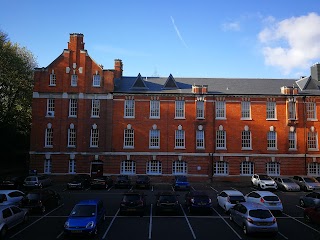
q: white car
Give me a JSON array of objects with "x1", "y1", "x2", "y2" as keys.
[
  {"x1": 0, "y1": 205, "x2": 28, "y2": 238},
  {"x1": 0, "y1": 190, "x2": 25, "y2": 206},
  {"x1": 251, "y1": 174, "x2": 277, "y2": 190},
  {"x1": 217, "y1": 190, "x2": 246, "y2": 212},
  {"x1": 245, "y1": 191, "x2": 283, "y2": 213}
]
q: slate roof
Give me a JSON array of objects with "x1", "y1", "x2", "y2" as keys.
[{"x1": 114, "y1": 74, "x2": 320, "y2": 95}]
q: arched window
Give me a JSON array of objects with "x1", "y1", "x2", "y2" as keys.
[
  {"x1": 146, "y1": 161, "x2": 162, "y2": 175},
  {"x1": 120, "y1": 160, "x2": 136, "y2": 174},
  {"x1": 214, "y1": 161, "x2": 229, "y2": 176},
  {"x1": 172, "y1": 161, "x2": 187, "y2": 175},
  {"x1": 240, "y1": 161, "x2": 254, "y2": 175}
]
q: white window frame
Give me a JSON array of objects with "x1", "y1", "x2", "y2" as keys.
[
  {"x1": 49, "y1": 73, "x2": 56, "y2": 86},
  {"x1": 241, "y1": 130, "x2": 252, "y2": 150},
  {"x1": 196, "y1": 101, "x2": 204, "y2": 119},
  {"x1": 266, "y1": 162, "x2": 280, "y2": 176},
  {"x1": 267, "y1": 131, "x2": 277, "y2": 150},
  {"x1": 289, "y1": 131, "x2": 297, "y2": 150},
  {"x1": 240, "y1": 161, "x2": 254, "y2": 175},
  {"x1": 216, "y1": 101, "x2": 226, "y2": 119},
  {"x1": 216, "y1": 130, "x2": 226, "y2": 150},
  {"x1": 124, "y1": 128, "x2": 134, "y2": 149},
  {"x1": 124, "y1": 99, "x2": 135, "y2": 118},
  {"x1": 214, "y1": 161, "x2": 229, "y2": 176},
  {"x1": 266, "y1": 101, "x2": 276, "y2": 120},
  {"x1": 69, "y1": 159, "x2": 76, "y2": 174},
  {"x1": 175, "y1": 100, "x2": 185, "y2": 119},
  {"x1": 47, "y1": 99, "x2": 55, "y2": 117},
  {"x1": 45, "y1": 127, "x2": 53, "y2": 147},
  {"x1": 146, "y1": 161, "x2": 162, "y2": 175},
  {"x1": 44, "y1": 159, "x2": 52, "y2": 174},
  {"x1": 241, "y1": 101, "x2": 251, "y2": 119},
  {"x1": 288, "y1": 100, "x2": 296, "y2": 120},
  {"x1": 92, "y1": 74, "x2": 101, "y2": 87},
  {"x1": 175, "y1": 129, "x2": 185, "y2": 149},
  {"x1": 150, "y1": 100, "x2": 160, "y2": 119},
  {"x1": 196, "y1": 130, "x2": 205, "y2": 149},
  {"x1": 307, "y1": 163, "x2": 320, "y2": 176},
  {"x1": 68, "y1": 127, "x2": 76, "y2": 148},
  {"x1": 307, "y1": 102, "x2": 317, "y2": 120},
  {"x1": 91, "y1": 99, "x2": 100, "y2": 118},
  {"x1": 149, "y1": 129, "x2": 160, "y2": 149},
  {"x1": 69, "y1": 99, "x2": 78, "y2": 117},
  {"x1": 120, "y1": 160, "x2": 136, "y2": 175},
  {"x1": 71, "y1": 74, "x2": 78, "y2": 87},
  {"x1": 172, "y1": 161, "x2": 187, "y2": 175},
  {"x1": 308, "y1": 131, "x2": 318, "y2": 150},
  {"x1": 90, "y1": 127, "x2": 99, "y2": 148}
]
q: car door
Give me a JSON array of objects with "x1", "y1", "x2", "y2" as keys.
[
  {"x1": 2, "y1": 207, "x2": 15, "y2": 229},
  {"x1": 305, "y1": 193, "x2": 317, "y2": 207},
  {"x1": 246, "y1": 192, "x2": 260, "y2": 204},
  {"x1": 8, "y1": 191, "x2": 25, "y2": 205},
  {"x1": 232, "y1": 204, "x2": 242, "y2": 225},
  {"x1": 10, "y1": 206, "x2": 24, "y2": 226},
  {"x1": 217, "y1": 192, "x2": 227, "y2": 208}
]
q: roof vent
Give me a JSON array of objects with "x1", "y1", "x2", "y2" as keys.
[{"x1": 192, "y1": 84, "x2": 208, "y2": 94}]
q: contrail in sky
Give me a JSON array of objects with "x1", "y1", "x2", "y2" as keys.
[{"x1": 170, "y1": 16, "x2": 188, "y2": 49}]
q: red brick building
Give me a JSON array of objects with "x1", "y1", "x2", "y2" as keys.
[{"x1": 29, "y1": 33, "x2": 320, "y2": 179}]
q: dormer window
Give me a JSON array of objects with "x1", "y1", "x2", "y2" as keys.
[
  {"x1": 93, "y1": 74, "x2": 101, "y2": 87},
  {"x1": 71, "y1": 74, "x2": 78, "y2": 87}
]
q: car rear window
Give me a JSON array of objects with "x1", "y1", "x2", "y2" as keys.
[
  {"x1": 304, "y1": 178, "x2": 316, "y2": 183},
  {"x1": 194, "y1": 195, "x2": 210, "y2": 201},
  {"x1": 249, "y1": 209, "x2": 272, "y2": 219},
  {"x1": 259, "y1": 175, "x2": 272, "y2": 180},
  {"x1": 229, "y1": 196, "x2": 246, "y2": 204},
  {"x1": 71, "y1": 205, "x2": 96, "y2": 217},
  {"x1": 159, "y1": 195, "x2": 176, "y2": 202},
  {"x1": 123, "y1": 194, "x2": 140, "y2": 202},
  {"x1": 263, "y1": 196, "x2": 279, "y2": 201},
  {"x1": 282, "y1": 178, "x2": 293, "y2": 183},
  {"x1": 26, "y1": 193, "x2": 40, "y2": 200},
  {"x1": 26, "y1": 177, "x2": 37, "y2": 181},
  {"x1": 0, "y1": 194, "x2": 6, "y2": 202}
]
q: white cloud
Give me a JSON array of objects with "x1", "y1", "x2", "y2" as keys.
[
  {"x1": 170, "y1": 16, "x2": 188, "y2": 49},
  {"x1": 258, "y1": 12, "x2": 320, "y2": 75},
  {"x1": 221, "y1": 21, "x2": 241, "y2": 32}
]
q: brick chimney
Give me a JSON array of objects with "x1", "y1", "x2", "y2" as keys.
[
  {"x1": 68, "y1": 33, "x2": 85, "y2": 52},
  {"x1": 114, "y1": 59, "x2": 123, "y2": 78},
  {"x1": 311, "y1": 63, "x2": 320, "y2": 81}
]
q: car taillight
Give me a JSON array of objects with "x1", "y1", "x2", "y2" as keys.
[
  {"x1": 208, "y1": 198, "x2": 212, "y2": 204},
  {"x1": 260, "y1": 198, "x2": 265, "y2": 203},
  {"x1": 39, "y1": 200, "x2": 42, "y2": 206},
  {"x1": 247, "y1": 217, "x2": 254, "y2": 223},
  {"x1": 272, "y1": 217, "x2": 277, "y2": 223},
  {"x1": 191, "y1": 198, "x2": 195, "y2": 203},
  {"x1": 227, "y1": 196, "x2": 231, "y2": 203}
]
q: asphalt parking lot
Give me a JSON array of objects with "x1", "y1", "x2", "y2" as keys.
[{"x1": 5, "y1": 180, "x2": 320, "y2": 240}]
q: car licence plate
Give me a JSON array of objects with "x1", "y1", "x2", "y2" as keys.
[{"x1": 71, "y1": 230, "x2": 82, "y2": 233}]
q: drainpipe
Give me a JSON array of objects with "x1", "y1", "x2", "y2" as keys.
[{"x1": 303, "y1": 95, "x2": 307, "y2": 175}]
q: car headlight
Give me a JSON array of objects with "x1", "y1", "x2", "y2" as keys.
[
  {"x1": 86, "y1": 221, "x2": 95, "y2": 229},
  {"x1": 64, "y1": 221, "x2": 69, "y2": 228}
]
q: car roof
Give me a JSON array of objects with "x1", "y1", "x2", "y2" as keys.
[
  {"x1": 0, "y1": 205, "x2": 13, "y2": 211},
  {"x1": 189, "y1": 191, "x2": 209, "y2": 196},
  {"x1": 124, "y1": 191, "x2": 143, "y2": 195},
  {"x1": 221, "y1": 190, "x2": 244, "y2": 196},
  {"x1": 239, "y1": 202, "x2": 269, "y2": 210},
  {"x1": 77, "y1": 199, "x2": 100, "y2": 205},
  {"x1": 0, "y1": 190, "x2": 22, "y2": 194},
  {"x1": 248, "y1": 191, "x2": 277, "y2": 197}
]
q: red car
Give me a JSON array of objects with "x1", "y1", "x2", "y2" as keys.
[{"x1": 304, "y1": 206, "x2": 320, "y2": 225}]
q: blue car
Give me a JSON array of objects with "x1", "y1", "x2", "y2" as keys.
[
  {"x1": 172, "y1": 176, "x2": 190, "y2": 190},
  {"x1": 64, "y1": 199, "x2": 106, "y2": 236}
]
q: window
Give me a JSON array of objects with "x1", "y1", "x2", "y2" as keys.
[
  {"x1": 90, "y1": 124, "x2": 99, "y2": 147},
  {"x1": 216, "y1": 128, "x2": 226, "y2": 149},
  {"x1": 266, "y1": 101, "x2": 276, "y2": 119},
  {"x1": 49, "y1": 73, "x2": 56, "y2": 86},
  {"x1": 196, "y1": 100, "x2": 204, "y2": 119},
  {"x1": 308, "y1": 130, "x2": 318, "y2": 150},
  {"x1": 241, "y1": 101, "x2": 251, "y2": 119},
  {"x1": 44, "y1": 159, "x2": 51, "y2": 174},
  {"x1": 307, "y1": 102, "x2": 316, "y2": 120},
  {"x1": 267, "y1": 131, "x2": 277, "y2": 150},
  {"x1": 45, "y1": 126, "x2": 53, "y2": 147},
  {"x1": 69, "y1": 99, "x2": 77, "y2": 117},
  {"x1": 92, "y1": 74, "x2": 101, "y2": 87},
  {"x1": 175, "y1": 100, "x2": 185, "y2": 118},
  {"x1": 196, "y1": 130, "x2": 205, "y2": 149},
  {"x1": 289, "y1": 131, "x2": 297, "y2": 150},
  {"x1": 175, "y1": 128, "x2": 185, "y2": 149},
  {"x1": 91, "y1": 99, "x2": 100, "y2": 118},
  {"x1": 150, "y1": 100, "x2": 160, "y2": 118},
  {"x1": 69, "y1": 160, "x2": 76, "y2": 173},
  {"x1": 149, "y1": 129, "x2": 160, "y2": 148},
  {"x1": 2, "y1": 208, "x2": 12, "y2": 219},
  {"x1": 146, "y1": 161, "x2": 162, "y2": 175},
  {"x1": 172, "y1": 161, "x2": 187, "y2": 175},
  {"x1": 241, "y1": 129, "x2": 251, "y2": 149},
  {"x1": 47, "y1": 99, "x2": 55, "y2": 117},
  {"x1": 214, "y1": 161, "x2": 229, "y2": 175},
  {"x1": 240, "y1": 161, "x2": 254, "y2": 175},
  {"x1": 124, "y1": 127, "x2": 134, "y2": 148},
  {"x1": 216, "y1": 101, "x2": 226, "y2": 119},
  {"x1": 307, "y1": 163, "x2": 320, "y2": 176},
  {"x1": 288, "y1": 100, "x2": 296, "y2": 120},
  {"x1": 68, "y1": 125, "x2": 76, "y2": 147},
  {"x1": 71, "y1": 74, "x2": 78, "y2": 86},
  {"x1": 124, "y1": 99, "x2": 134, "y2": 118},
  {"x1": 266, "y1": 162, "x2": 280, "y2": 176},
  {"x1": 120, "y1": 160, "x2": 136, "y2": 174}
]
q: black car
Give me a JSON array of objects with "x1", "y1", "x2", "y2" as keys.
[
  {"x1": 0, "y1": 175, "x2": 26, "y2": 189},
  {"x1": 135, "y1": 175, "x2": 151, "y2": 189},
  {"x1": 20, "y1": 189, "x2": 61, "y2": 213},
  {"x1": 120, "y1": 191, "x2": 146, "y2": 216},
  {"x1": 185, "y1": 191, "x2": 212, "y2": 214},
  {"x1": 115, "y1": 175, "x2": 131, "y2": 188},
  {"x1": 90, "y1": 176, "x2": 113, "y2": 189},
  {"x1": 67, "y1": 174, "x2": 91, "y2": 190},
  {"x1": 155, "y1": 191, "x2": 180, "y2": 215}
]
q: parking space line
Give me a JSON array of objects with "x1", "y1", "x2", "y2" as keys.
[
  {"x1": 151, "y1": 186, "x2": 154, "y2": 192},
  {"x1": 295, "y1": 205, "x2": 304, "y2": 210},
  {"x1": 278, "y1": 231, "x2": 289, "y2": 240},
  {"x1": 10, "y1": 204, "x2": 64, "y2": 239},
  {"x1": 191, "y1": 186, "x2": 196, "y2": 191},
  {"x1": 210, "y1": 186, "x2": 218, "y2": 192},
  {"x1": 107, "y1": 186, "x2": 113, "y2": 191},
  {"x1": 102, "y1": 208, "x2": 120, "y2": 239},
  {"x1": 172, "y1": 186, "x2": 175, "y2": 191},
  {"x1": 231, "y1": 187, "x2": 238, "y2": 191},
  {"x1": 180, "y1": 204, "x2": 197, "y2": 239},
  {"x1": 149, "y1": 204, "x2": 153, "y2": 239},
  {"x1": 211, "y1": 207, "x2": 242, "y2": 239},
  {"x1": 56, "y1": 231, "x2": 64, "y2": 239},
  {"x1": 282, "y1": 212, "x2": 320, "y2": 234}
]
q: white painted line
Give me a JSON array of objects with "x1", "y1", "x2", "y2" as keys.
[
  {"x1": 180, "y1": 204, "x2": 197, "y2": 239},
  {"x1": 210, "y1": 186, "x2": 218, "y2": 193},
  {"x1": 295, "y1": 205, "x2": 304, "y2": 210},
  {"x1": 102, "y1": 208, "x2": 120, "y2": 239},
  {"x1": 211, "y1": 207, "x2": 242, "y2": 239},
  {"x1": 250, "y1": 187, "x2": 256, "y2": 190},
  {"x1": 107, "y1": 186, "x2": 113, "y2": 192},
  {"x1": 151, "y1": 186, "x2": 154, "y2": 192},
  {"x1": 10, "y1": 204, "x2": 64, "y2": 239},
  {"x1": 191, "y1": 186, "x2": 196, "y2": 191},
  {"x1": 149, "y1": 204, "x2": 153, "y2": 239},
  {"x1": 56, "y1": 231, "x2": 64, "y2": 239},
  {"x1": 282, "y1": 212, "x2": 320, "y2": 234},
  {"x1": 130, "y1": 186, "x2": 133, "y2": 191},
  {"x1": 172, "y1": 186, "x2": 175, "y2": 192},
  {"x1": 231, "y1": 187, "x2": 238, "y2": 191},
  {"x1": 278, "y1": 231, "x2": 289, "y2": 240}
]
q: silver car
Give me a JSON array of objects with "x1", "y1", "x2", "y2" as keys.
[
  {"x1": 0, "y1": 190, "x2": 25, "y2": 206},
  {"x1": 23, "y1": 175, "x2": 52, "y2": 189},
  {"x1": 292, "y1": 176, "x2": 320, "y2": 191},
  {"x1": 273, "y1": 177, "x2": 300, "y2": 192},
  {"x1": 0, "y1": 205, "x2": 28, "y2": 238},
  {"x1": 229, "y1": 202, "x2": 278, "y2": 236},
  {"x1": 299, "y1": 191, "x2": 320, "y2": 208}
]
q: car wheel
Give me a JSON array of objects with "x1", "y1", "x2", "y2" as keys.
[
  {"x1": 299, "y1": 199, "x2": 305, "y2": 207},
  {"x1": 0, "y1": 226, "x2": 7, "y2": 238},
  {"x1": 304, "y1": 213, "x2": 311, "y2": 223},
  {"x1": 23, "y1": 214, "x2": 29, "y2": 222},
  {"x1": 224, "y1": 206, "x2": 228, "y2": 213},
  {"x1": 188, "y1": 206, "x2": 192, "y2": 214},
  {"x1": 94, "y1": 227, "x2": 98, "y2": 235},
  {"x1": 304, "y1": 186, "x2": 308, "y2": 192},
  {"x1": 41, "y1": 205, "x2": 46, "y2": 213},
  {"x1": 243, "y1": 224, "x2": 249, "y2": 235},
  {"x1": 258, "y1": 184, "x2": 262, "y2": 190},
  {"x1": 229, "y1": 214, "x2": 233, "y2": 222}
]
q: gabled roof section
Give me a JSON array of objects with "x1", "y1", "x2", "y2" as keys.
[
  {"x1": 131, "y1": 73, "x2": 148, "y2": 90},
  {"x1": 296, "y1": 76, "x2": 320, "y2": 91},
  {"x1": 163, "y1": 74, "x2": 179, "y2": 89}
]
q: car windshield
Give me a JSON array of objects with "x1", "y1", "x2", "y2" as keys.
[
  {"x1": 71, "y1": 205, "x2": 96, "y2": 217},
  {"x1": 194, "y1": 195, "x2": 210, "y2": 201},
  {"x1": 259, "y1": 175, "x2": 271, "y2": 180},
  {"x1": 26, "y1": 177, "x2": 37, "y2": 181},
  {"x1": 123, "y1": 194, "x2": 140, "y2": 202},
  {"x1": 177, "y1": 177, "x2": 187, "y2": 182},
  {"x1": 263, "y1": 196, "x2": 279, "y2": 202},
  {"x1": 159, "y1": 195, "x2": 176, "y2": 202},
  {"x1": 229, "y1": 196, "x2": 246, "y2": 204},
  {"x1": 304, "y1": 178, "x2": 317, "y2": 183},
  {"x1": 282, "y1": 178, "x2": 293, "y2": 183},
  {"x1": 26, "y1": 193, "x2": 40, "y2": 200},
  {"x1": 249, "y1": 209, "x2": 272, "y2": 219},
  {"x1": 138, "y1": 176, "x2": 148, "y2": 180},
  {"x1": 118, "y1": 176, "x2": 128, "y2": 180}
]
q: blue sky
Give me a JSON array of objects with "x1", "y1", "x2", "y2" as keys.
[{"x1": 1, "y1": 0, "x2": 320, "y2": 79}]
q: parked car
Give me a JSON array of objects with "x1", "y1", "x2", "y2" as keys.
[
  {"x1": 185, "y1": 191, "x2": 212, "y2": 214},
  {"x1": 64, "y1": 199, "x2": 106, "y2": 236},
  {"x1": 155, "y1": 191, "x2": 180, "y2": 215},
  {"x1": 135, "y1": 175, "x2": 151, "y2": 189},
  {"x1": 23, "y1": 175, "x2": 52, "y2": 189},
  {"x1": 217, "y1": 190, "x2": 246, "y2": 213},
  {"x1": 67, "y1": 174, "x2": 91, "y2": 190},
  {"x1": 0, "y1": 175, "x2": 27, "y2": 190},
  {"x1": 90, "y1": 176, "x2": 113, "y2": 189},
  {"x1": 0, "y1": 190, "x2": 25, "y2": 206},
  {"x1": 229, "y1": 202, "x2": 278, "y2": 236},
  {"x1": 0, "y1": 205, "x2": 29, "y2": 238},
  {"x1": 251, "y1": 174, "x2": 277, "y2": 190},
  {"x1": 304, "y1": 206, "x2": 320, "y2": 225},
  {"x1": 299, "y1": 191, "x2": 320, "y2": 208},
  {"x1": 20, "y1": 189, "x2": 61, "y2": 213},
  {"x1": 292, "y1": 176, "x2": 320, "y2": 191},
  {"x1": 273, "y1": 177, "x2": 300, "y2": 192},
  {"x1": 172, "y1": 176, "x2": 190, "y2": 191},
  {"x1": 114, "y1": 175, "x2": 131, "y2": 189},
  {"x1": 245, "y1": 191, "x2": 283, "y2": 213},
  {"x1": 120, "y1": 191, "x2": 146, "y2": 216}
]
